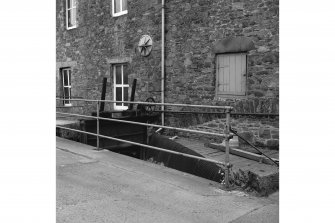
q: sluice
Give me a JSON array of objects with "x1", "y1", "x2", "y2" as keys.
[{"x1": 147, "y1": 133, "x2": 224, "y2": 183}]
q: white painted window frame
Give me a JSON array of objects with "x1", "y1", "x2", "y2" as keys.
[
  {"x1": 112, "y1": 0, "x2": 128, "y2": 17},
  {"x1": 66, "y1": 0, "x2": 77, "y2": 30},
  {"x1": 61, "y1": 68, "x2": 72, "y2": 106},
  {"x1": 216, "y1": 53, "x2": 248, "y2": 97},
  {"x1": 112, "y1": 64, "x2": 129, "y2": 110}
]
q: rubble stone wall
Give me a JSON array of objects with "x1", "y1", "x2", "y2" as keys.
[
  {"x1": 175, "y1": 116, "x2": 279, "y2": 149},
  {"x1": 56, "y1": 0, "x2": 279, "y2": 147}
]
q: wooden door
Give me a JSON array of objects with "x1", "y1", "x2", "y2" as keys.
[{"x1": 217, "y1": 53, "x2": 246, "y2": 96}]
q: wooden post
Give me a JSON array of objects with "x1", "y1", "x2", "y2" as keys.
[
  {"x1": 99, "y1": 77, "x2": 107, "y2": 112},
  {"x1": 129, "y1": 79, "x2": 137, "y2": 110}
]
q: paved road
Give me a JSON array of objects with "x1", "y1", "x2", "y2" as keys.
[{"x1": 57, "y1": 137, "x2": 278, "y2": 223}]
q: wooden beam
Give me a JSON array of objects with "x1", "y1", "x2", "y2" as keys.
[
  {"x1": 99, "y1": 77, "x2": 107, "y2": 112},
  {"x1": 128, "y1": 79, "x2": 137, "y2": 110},
  {"x1": 205, "y1": 143, "x2": 279, "y2": 165}
]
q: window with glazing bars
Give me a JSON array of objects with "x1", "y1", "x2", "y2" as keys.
[
  {"x1": 112, "y1": 64, "x2": 129, "y2": 110},
  {"x1": 66, "y1": 0, "x2": 77, "y2": 29},
  {"x1": 112, "y1": 0, "x2": 128, "y2": 17},
  {"x1": 61, "y1": 68, "x2": 72, "y2": 106}
]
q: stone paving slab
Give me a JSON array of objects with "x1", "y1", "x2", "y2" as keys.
[
  {"x1": 174, "y1": 137, "x2": 279, "y2": 195},
  {"x1": 175, "y1": 138, "x2": 277, "y2": 170}
]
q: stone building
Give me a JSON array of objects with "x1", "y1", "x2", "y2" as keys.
[{"x1": 56, "y1": 0, "x2": 279, "y2": 148}]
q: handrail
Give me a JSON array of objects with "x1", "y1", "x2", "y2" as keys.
[
  {"x1": 230, "y1": 127, "x2": 279, "y2": 167},
  {"x1": 56, "y1": 98, "x2": 233, "y2": 188},
  {"x1": 56, "y1": 111, "x2": 226, "y2": 138},
  {"x1": 154, "y1": 110, "x2": 279, "y2": 117},
  {"x1": 56, "y1": 98, "x2": 233, "y2": 111},
  {"x1": 56, "y1": 125, "x2": 226, "y2": 166}
]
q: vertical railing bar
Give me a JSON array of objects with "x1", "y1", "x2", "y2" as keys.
[
  {"x1": 224, "y1": 110, "x2": 231, "y2": 189},
  {"x1": 96, "y1": 101, "x2": 100, "y2": 150}
]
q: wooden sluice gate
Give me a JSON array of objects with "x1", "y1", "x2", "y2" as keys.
[
  {"x1": 79, "y1": 77, "x2": 160, "y2": 157},
  {"x1": 79, "y1": 114, "x2": 158, "y2": 158}
]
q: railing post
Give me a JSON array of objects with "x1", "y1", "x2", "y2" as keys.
[
  {"x1": 96, "y1": 101, "x2": 100, "y2": 150},
  {"x1": 224, "y1": 109, "x2": 231, "y2": 189}
]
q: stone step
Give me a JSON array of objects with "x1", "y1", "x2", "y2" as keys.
[{"x1": 175, "y1": 137, "x2": 279, "y2": 196}]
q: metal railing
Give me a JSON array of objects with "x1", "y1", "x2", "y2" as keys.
[
  {"x1": 56, "y1": 98, "x2": 234, "y2": 188},
  {"x1": 229, "y1": 128, "x2": 279, "y2": 167}
]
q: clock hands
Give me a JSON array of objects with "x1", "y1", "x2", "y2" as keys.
[
  {"x1": 139, "y1": 44, "x2": 151, "y2": 55},
  {"x1": 140, "y1": 46, "x2": 145, "y2": 54},
  {"x1": 145, "y1": 38, "x2": 150, "y2": 45},
  {"x1": 138, "y1": 35, "x2": 152, "y2": 56}
]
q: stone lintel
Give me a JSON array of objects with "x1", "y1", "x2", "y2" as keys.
[
  {"x1": 106, "y1": 57, "x2": 132, "y2": 64},
  {"x1": 213, "y1": 36, "x2": 255, "y2": 54}
]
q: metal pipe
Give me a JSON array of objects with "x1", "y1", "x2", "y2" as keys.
[
  {"x1": 56, "y1": 106, "x2": 84, "y2": 108},
  {"x1": 161, "y1": 0, "x2": 165, "y2": 126},
  {"x1": 60, "y1": 109, "x2": 278, "y2": 116},
  {"x1": 57, "y1": 108, "x2": 278, "y2": 117},
  {"x1": 230, "y1": 128, "x2": 279, "y2": 167},
  {"x1": 56, "y1": 98, "x2": 233, "y2": 110},
  {"x1": 56, "y1": 125, "x2": 226, "y2": 166},
  {"x1": 224, "y1": 111, "x2": 231, "y2": 189},
  {"x1": 96, "y1": 102, "x2": 100, "y2": 150},
  {"x1": 56, "y1": 112, "x2": 97, "y2": 119},
  {"x1": 56, "y1": 111, "x2": 227, "y2": 138},
  {"x1": 155, "y1": 110, "x2": 279, "y2": 116}
]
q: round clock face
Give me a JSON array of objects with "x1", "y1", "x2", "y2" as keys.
[{"x1": 138, "y1": 35, "x2": 153, "y2": 57}]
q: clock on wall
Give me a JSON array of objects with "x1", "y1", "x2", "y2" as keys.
[{"x1": 137, "y1": 35, "x2": 153, "y2": 57}]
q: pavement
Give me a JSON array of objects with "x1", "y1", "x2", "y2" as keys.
[{"x1": 57, "y1": 137, "x2": 279, "y2": 223}]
